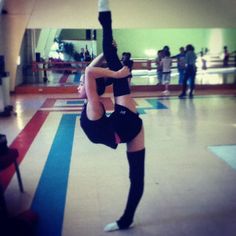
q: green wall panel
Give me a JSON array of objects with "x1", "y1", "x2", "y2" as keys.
[{"x1": 96, "y1": 28, "x2": 236, "y2": 58}]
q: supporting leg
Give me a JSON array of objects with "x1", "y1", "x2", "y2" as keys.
[
  {"x1": 179, "y1": 71, "x2": 188, "y2": 98},
  {"x1": 104, "y1": 149, "x2": 145, "y2": 232},
  {"x1": 189, "y1": 68, "x2": 196, "y2": 98},
  {"x1": 117, "y1": 149, "x2": 145, "y2": 229}
]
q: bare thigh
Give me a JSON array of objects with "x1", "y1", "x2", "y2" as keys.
[{"x1": 126, "y1": 125, "x2": 145, "y2": 152}]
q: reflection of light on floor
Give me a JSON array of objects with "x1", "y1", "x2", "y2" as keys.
[
  {"x1": 15, "y1": 102, "x2": 25, "y2": 130},
  {"x1": 208, "y1": 145, "x2": 236, "y2": 170}
]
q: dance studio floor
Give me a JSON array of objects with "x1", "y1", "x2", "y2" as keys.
[{"x1": 1, "y1": 90, "x2": 236, "y2": 236}]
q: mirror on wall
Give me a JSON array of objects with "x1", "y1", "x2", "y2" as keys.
[{"x1": 17, "y1": 28, "x2": 236, "y2": 88}]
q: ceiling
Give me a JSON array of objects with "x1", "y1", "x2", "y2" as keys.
[{"x1": 3, "y1": 0, "x2": 236, "y2": 29}]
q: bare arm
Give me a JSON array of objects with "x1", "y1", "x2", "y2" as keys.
[
  {"x1": 84, "y1": 66, "x2": 129, "y2": 103},
  {"x1": 88, "y1": 53, "x2": 106, "y2": 67},
  {"x1": 86, "y1": 66, "x2": 130, "y2": 79},
  {"x1": 87, "y1": 53, "x2": 130, "y2": 78}
]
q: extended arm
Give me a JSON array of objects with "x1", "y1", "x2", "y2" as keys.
[
  {"x1": 84, "y1": 66, "x2": 129, "y2": 102},
  {"x1": 88, "y1": 52, "x2": 130, "y2": 78},
  {"x1": 84, "y1": 64, "x2": 129, "y2": 120},
  {"x1": 88, "y1": 53, "x2": 106, "y2": 67},
  {"x1": 86, "y1": 66, "x2": 130, "y2": 79}
]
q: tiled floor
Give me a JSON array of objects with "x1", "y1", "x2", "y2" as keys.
[{"x1": 0, "y1": 91, "x2": 236, "y2": 236}]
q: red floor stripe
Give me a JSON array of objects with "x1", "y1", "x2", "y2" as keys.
[
  {"x1": 0, "y1": 111, "x2": 49, "y2": 191},
  {"x1": 41, "y1": 98, "x2": 57, "y2": 108},
  {"x1": 59, "y1": 73, "x2": 70, "y2": 83}
]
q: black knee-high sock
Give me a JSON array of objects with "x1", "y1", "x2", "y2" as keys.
[
  {"x1": 98, "y1": 11, "x2": 131, "y2": 97},
  {"x1": 117, "y1": 149, "x2": 145, "y2": 229},
  {"x1": 98, "y1": 11, "x2": 121, "y2": 71}
]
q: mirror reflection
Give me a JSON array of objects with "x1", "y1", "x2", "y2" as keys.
[{"x1": 18, "y1": 28, "x2": 236, "y2": 88}]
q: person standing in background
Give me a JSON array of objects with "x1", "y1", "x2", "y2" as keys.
[
  {"x1": 179, "y1": 44, "x2": 197, "y2": 99},
  {"x1": 121, "y1": 52, "x2": 133, "y2": 85},
  {"x1": 223, "y1": 46, "x2": 229, "y2": 67},
  {"x1": 155, "y1": 50, "x2": 163, "y2": 84},
  {"x1": 160, "y1": 50, "x2": 172, "y2": 95},
  {"x1": 172, "y1": 47, "x2": 186, "y2": 84}
]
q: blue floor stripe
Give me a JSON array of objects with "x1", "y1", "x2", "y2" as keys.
[
  {"x1": 147, "y1": 99, "x2": 168, "y2": 109},
  {"x1": 31, "y1": 114, "x2": 77, "y2": 236},
  {"x1": 208, "y1": 145, "x2": 236, "y2": 170},
  {"x1": 74, "y1": 72, "x2": 81, "y2": 83},
  {"x1": 67, "y1": 100, "x2": 84, "y2": 105},
  {"x1": 137, "y1": 99, "x2": 168, "y2": 114}
]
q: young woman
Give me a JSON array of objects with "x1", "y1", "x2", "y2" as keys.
[
  {"x1": 78, "y1": 53, "x2": 130, "y2": 149},
  {"x1": 98, "y1": 0, "x2": 146, "y2": 232},
  {"x1": 160, "y1": 50, "x2": 172, "y2": 95},
  {"x1": 78, "y1": 0, "x2": 146, "y2": 232},
  {"x1": 78, "y1": 52, "x2": 144, "y2": 232}
]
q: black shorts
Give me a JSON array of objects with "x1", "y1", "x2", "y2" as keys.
[
  {"x1": 80, "y1": 104, "x2": 118, "y2": 149},
  {"x1": 109, "y1": 104, "x2": 143, "y2": 143}
]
